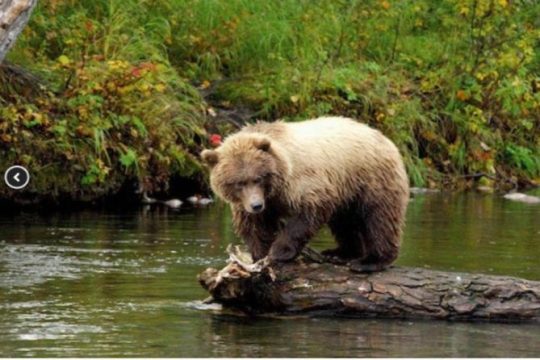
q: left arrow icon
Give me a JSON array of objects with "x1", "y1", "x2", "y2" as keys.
[{"x1": 4, "y1": 165, "x2": 30, "y2": 190}]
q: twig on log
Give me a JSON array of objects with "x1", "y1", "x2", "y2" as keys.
[{"x1": 198, "y1": 246, "x2": 540, "y2": 322}]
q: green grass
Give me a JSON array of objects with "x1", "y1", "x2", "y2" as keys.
[
  {"x1": 1, "y1": 0, "x2": 539, "y2": 203},
  {"x1": 166, "y1": 0, "x2": 540, "y2": 187}
]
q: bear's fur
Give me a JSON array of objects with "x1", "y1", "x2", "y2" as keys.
[{"x1": 201, "y1": 117, "x2": 409, "y2": 271}]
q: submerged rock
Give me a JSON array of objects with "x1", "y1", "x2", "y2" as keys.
[
  {"x1": 141, "y1": 192, "x2": 157, "y2": 204},
  {"x1": 163, "y1": 199, "x2": 183, "y2": 208},
  {"x1": 503, "y1": 192, "x2": 540, "y2": 204},
  {"x1": 187, "y1": 195, "x2": 214, "y2": 205},
  {"x1": 476, "y1": 186, "x2": 494, "y2": 194},
  {"x1": 410, "y1": 187, "x2": 440, "y2": 195}
]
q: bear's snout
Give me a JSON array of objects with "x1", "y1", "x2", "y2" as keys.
[
  {"x1": 246, "y1": 196, "x2": 265, "y2": 213},
  {"x1": 250, "y1": 201, "x2": 264, "y2": 213},
  {"x1": 241, "y1": 185, "x2": 265, "y2": 214}
]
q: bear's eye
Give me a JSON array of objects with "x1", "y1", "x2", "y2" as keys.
[
  {"x1": 235, "y1": 181, "x2": 247, "y2": 189},
  {"x1": 252, "y1": 177, "x2": 262, "y2": 185}
]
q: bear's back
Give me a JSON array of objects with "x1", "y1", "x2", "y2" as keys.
[
  {"x1": 241, "y1": 117, "x2": 399, "y2": 168},
  {"x1": 283, "y1": 117, "x2": 397, "y2": 162},
  {"x1": 244, "y1": 117, "x2": 381, "y2": 145},
  {"x1": 242, "y1": 121, "x2": 288, "y2": 140}
]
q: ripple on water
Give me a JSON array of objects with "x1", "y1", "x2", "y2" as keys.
[
  {"x1": 0, "y1": 244, "x2": 174, "y2": 290},
  {"x1": 0, "y1": 240, "x2": 219, "y2": 294},
  {"x1": 183, "y1": 300, "x2": 223, "y2": 311},
  {"x1": 175, "y1": 256, "x2": 223, "y2": 266},
  {"x1": 17, "y1": 323, "x2": 104, "y2": 341},
  {"x1": 0, "y1": 245, "x2": 82, "y2": 289}
]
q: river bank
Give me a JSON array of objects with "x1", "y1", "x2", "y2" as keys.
[{"x1": 1, "y1": 0, "x2": 539, "y2": 207}]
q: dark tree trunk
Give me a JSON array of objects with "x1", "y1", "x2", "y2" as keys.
[
  {"x1": 198, "y1": 246, "x2": 540, "y2": 322},
  {"x1": 0, "y1": 0, "x2": 37, "y2": 63}
]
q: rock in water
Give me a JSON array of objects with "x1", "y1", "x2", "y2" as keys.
[
  {"x1": 410, "y1": 187, "x2": 440, "y2": 195},
  {"x1": 503, "y1": 192, "x2": 540, "y2": 204},
  {"x1": 163, "y1": 199, "x2": 183, "y2": 208}
]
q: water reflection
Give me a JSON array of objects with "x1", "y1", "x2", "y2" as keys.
[
  {"x1": 203, "y1": 316, "x2": 540, "y2": 357},
  {"x1": 0, "y1": 193, "x2": 539, "y2": 356}
]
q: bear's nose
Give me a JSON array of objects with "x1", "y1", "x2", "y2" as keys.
[{"x1": 251, "y1": 202, "x2": 264, "y2": 213}]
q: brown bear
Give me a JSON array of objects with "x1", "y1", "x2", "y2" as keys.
[{"x1": 201, "y1": 117, "x2": 409, "y2": 271}]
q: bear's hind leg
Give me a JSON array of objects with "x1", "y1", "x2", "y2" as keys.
[
  {"x1": 324, "y1": 206, "x2": 367, "y2": 261},
  {"x1": 349, "y1": 202, "x2": 403, "y2": 272}
]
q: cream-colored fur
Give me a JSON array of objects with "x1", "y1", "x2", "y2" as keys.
[{"x1": 247, "y1": 117, "x2": 408, "y2": 212}]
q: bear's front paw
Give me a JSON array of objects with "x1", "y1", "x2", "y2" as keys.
[{"x1": 268, "y1": 241, "x2": 298, "y2": 263}]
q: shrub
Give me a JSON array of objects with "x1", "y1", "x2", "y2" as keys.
[{"x1": 1, "y1": 0, "x2": 208, "y2": 202}]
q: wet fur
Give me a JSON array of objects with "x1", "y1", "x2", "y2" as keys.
[{"x1": 202, "y1": 117, "x2": 409, "y2": 271}]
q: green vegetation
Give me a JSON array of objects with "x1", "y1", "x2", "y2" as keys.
[
  {"x1": 1, "y1": 0, "x2": 208, "y2": 202},
  {"x1": 1, "y1": 0, "x2": 539, "y2": 203}
]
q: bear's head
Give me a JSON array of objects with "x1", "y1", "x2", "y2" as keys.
[{"x1": 200, "y1": 133, "x2": 289, "y2": 214}]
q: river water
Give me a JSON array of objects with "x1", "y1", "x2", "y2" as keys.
[{"x1": 1, "y1": 192, "x2": 539, "y2": 357}]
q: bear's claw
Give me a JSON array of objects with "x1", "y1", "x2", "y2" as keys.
[
  {"x1": 320, "y1": 248, "x2": 351, "y2": 265},
  {"x1": 300, "y1": 246, "x2": 325, "y2": 263},
  {"x1": 347, "y1": 259, "x2": 390, "y2": 273},
  {"x1": 268, "y1": 241, "x2": 299, "y2": 263}
]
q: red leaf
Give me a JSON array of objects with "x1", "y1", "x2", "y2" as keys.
[{"x1": 130, "y1": 67, "x2": 142, "y2": 77}]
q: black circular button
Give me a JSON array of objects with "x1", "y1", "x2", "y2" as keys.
[{"x1": 4, "y1": 165, "x2": 30, "y2": 190}]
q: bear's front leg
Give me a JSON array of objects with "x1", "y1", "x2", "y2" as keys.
[
  {"x1": 232, "y1": 206, "x2": 278, "y2": 261},
  {"x1": 268, "y1": 215, "x2": 317, "y2": 262}
]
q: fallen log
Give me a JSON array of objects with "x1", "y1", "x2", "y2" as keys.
[{"x1": 198, "y1": 246, "x2": 540, "y2": 322}]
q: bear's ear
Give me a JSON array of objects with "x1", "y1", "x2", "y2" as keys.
[
  {"x1": 200, "y1": 149, "x2": 219, "y2": 167},
  {"x1": 254, "y1": 137, "x2": 271, "y2": 152}
]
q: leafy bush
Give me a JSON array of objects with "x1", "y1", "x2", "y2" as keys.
[{"x1": 1, "y1": 0, "x2": 208, "y2": 202}]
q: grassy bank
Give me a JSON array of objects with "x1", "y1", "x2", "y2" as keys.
[
  {"x1": 1, "y1": 0, "x2": 209, "y2": 204},
  {"x1": 1, "y1": 0, "x2": 539, "y2": 204}
]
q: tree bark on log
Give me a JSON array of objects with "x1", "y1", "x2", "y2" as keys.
[
  {"x1": 0, "y1": 0, "x2": 37, "y2": 63},
  {"x1": 198, "y1": 246, "x2": 540, "y2": 322}
]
